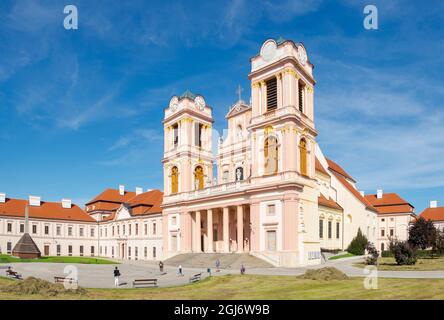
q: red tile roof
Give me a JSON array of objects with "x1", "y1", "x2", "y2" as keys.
[
  {"x1": 85, "y1": 188, "x2": 136, "y2": 206},
  {"x1": 329, "y1": 169, "x2": 377, "y2": 213},
  {"x1": 318, "y1": 194, "x2": 343, "y2": 211},
  {"x1": 326, "y1": 158, "x2": 356, "y2": 183},
  {"x1": 0, "y1": 198, "x2": 95, "y2": 222},
  {"x1": 420, "y1": 207, "x2": 444, "y2": 221},
  {"x1": 315, "y1": 157, "x2": 329, "y2": 176},
  {"x1": 365, "y1": 193, "x2": 415, "y2": 215}
]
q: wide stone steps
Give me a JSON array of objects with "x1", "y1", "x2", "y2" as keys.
[{"x1": 164, "y1": 253, "x2": 274, "y2": 269}]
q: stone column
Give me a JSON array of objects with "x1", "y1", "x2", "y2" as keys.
[
  {"x1": 181, "y1": 211, "x2": 192, "y2": 252},
  {"x1": 195, "y1": 211, "x2": 201, "y2": 252},
  {"x1": 207, "y1": 209, "x2": 213, "y2": 253},
  {"x1": 223, "y1": 207, "x2": 230, "y2": 253},
  {"x1": 237, "y1": 205, "x2": 244, "y2": 252}
]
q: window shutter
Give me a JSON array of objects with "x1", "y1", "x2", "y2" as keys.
[{"x1": 266, "y1": 78, "x2": 277, "y2": 111}]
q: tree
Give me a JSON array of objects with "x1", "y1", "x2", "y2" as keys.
[
  {"x1": 431, "y1": 230, "x2": 444, "y2": 258},
  {"x1": 347, "y1": 228, "x2": 368, "y2": 256},
  {"x1": 389, "y1": 239, "x2": 417, "y2": 265},
  {"x1": 365, "y1": 242, "x2": 379, "y2": 265},
  {"x1": 408, "y1": 217, "x2": 436, "y2": 250}
]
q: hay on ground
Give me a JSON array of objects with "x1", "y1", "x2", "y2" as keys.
[
  {"x1": 298, "y1": 267, "x2": 349, "y2": 281},
  {"x1": 0, "y1": 277, "x2": 87, "y2": 296}
]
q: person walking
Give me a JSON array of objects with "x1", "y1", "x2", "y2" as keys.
[
  {"x1": 114, "y1": 266, "x2": 121, "y2": 286},
  {"x1": 178, "y1": 264, "x2": 183, "y2": 276},
  {"x1": 159, "y1": 261, "x2": 164, "y2": 273},
  {"x1": 215, "y1": 258, "x2": 221, "y2": 272},
  {"x1": 240, "y1": 264, "x2": 246, "y2": 275}
]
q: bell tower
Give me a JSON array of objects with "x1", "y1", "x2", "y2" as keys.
[
  {"x1": 248, "y1": 38, "x2": 317, "y2": 181},
  {"x1": 162, "y1": 91, "x2": 214, "y2": 198}
]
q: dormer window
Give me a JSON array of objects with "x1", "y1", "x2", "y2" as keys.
[
  {"x1": 298, "y1": 81, "x2": 305, "y2": 113},
  {"x1": 266, "y1": 77, "x2": 277, "y2": 111}
]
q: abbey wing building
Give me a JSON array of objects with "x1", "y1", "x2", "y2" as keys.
[{"x1": 161, "y1": 39, "x2": 379, "y2": 267}]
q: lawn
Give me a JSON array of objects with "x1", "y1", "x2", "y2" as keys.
[
  {"x1": 354, "y1": 256, "x2": 444, "y2": 271},
  {"x1": 329, "y1": 253, "x2": 355, "y2": 260},
  {"x1": 1, "y1": 275, "x2": 444, "y2": 300},
  {"x1": 0, "y1": 255, "x2": 117, "y2": 265}
]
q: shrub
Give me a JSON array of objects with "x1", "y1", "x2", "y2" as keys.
[
  {"x1": 381, "y1": 250, "x2": 393, "y2": 258},
  {"x1": 389, "y1": 239, "x2": 417, "y2": 265},
  {"x1": 408, "y1": 217, "x2": 436, "y2": 250},
  {"x1": 365, "y1": 242, "x2": 379, "y2": 265},
  {"x1": 431, "y1": 230, "x2": 444, "y2": 258},
  {"x1": 347, "y1": 228, "x2": 368, "y2": 255}
]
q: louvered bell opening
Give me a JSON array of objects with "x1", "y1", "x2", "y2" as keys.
[
  {"x1": 298, "y1": 82, "x2": 305, "y2": 112},
  {"x1": 266, "y1": 78, "x2": 277, "y2": 111}
]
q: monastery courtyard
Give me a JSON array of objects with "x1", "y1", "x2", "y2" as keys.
[{"x1": 3, "y1": 256, "x2": 444, "y2": 289}]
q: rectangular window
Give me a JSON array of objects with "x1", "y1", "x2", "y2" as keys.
[
  {"x1": 20, "y1": 224, "x2": 24, "y2": 233},
  {"x1": 105, "y1": 247, "x2": 107, "y2": 255},
  {"x1": 266, "y1": 230, "x2": 277, "y2": 251},
  {"x1": 129, "y1": 224, "x2": 132, "y2": 236},
  {"x1": 112, "y1": 226, "x2": 115, "y2": 236},
  {"x1": 91, "y1": 246, "x2": 95, "y2": 257},
  {"x1": 7, "y1": 222, "x2": 12, "y2": 233},
  {"x1": 57, "y1": 245, "x2": 61, "y2": 256},
  {"x1": 7, "y1": 242, "x2": 12, "y2": 254},
  {"x1": 381, "y1": 229, "x2": 385, "y2": 237},
  {"x1": 222, "y1": 170, "x2": 229, "y2": 183},
  {"x1": 319, "y1": 220, "x2": 324, "y2": 239},
  {"x1": 145, "y1": 224, "x2": 148, "y2": 235},
  {"x1": 135, "y1": 247, "x2": 138, "y2": 260},
  {"x1": 123, "y1": 225, "x2": 126, "y2": 235},
  {"x1": 298, "y1": 81, "x2": 305, "y2": 112},
  {"x1": 194, "y1": 123, "x2": 203, "y2": 147},
  {"x1": 79, "y1": 227, "x2": 84, "y2": 237},
  {"x1": 390, "y1": 228, "x2": 394, "y2": 237},
  {"x1": 135, "y1": 223, "x2": 139, "y2": 236},
  {"x1": 80, "y1": 245, "x2": 84, "y2": 256},
  {"x1": 171, "y1": 216, "x2": 177, "y2": 226},
  {"x1": 91, "y1": 228, "x2": 95, "y2": 238},
  {"x1": 144, "y1": 247, "x2": 147, "y2": 258},
  {"x1": 153, "y1": 222, "x2": 157, "y2": 235},
  {"x1": 336, "y1": 222, "x2": 340, "y2": 239},
  {"x1": 105, "y1": 227, "x2": 107, "y2": 237},
  {"x1": 128, "y1": 246, "x2": 131, "y2": 259},
  {"x1": 173, "y1": 123, "x2": 179, "y2": 147},
  {"x1": 328, "y1": 221, "x2": 332, "y2": 239},
  {"x1": 266, "y1": 77, "x2": 277, "y2": 111},
  {"x1": 267, "y1": 204, "x2": 276, "y2": 216},
  {"x1": 32, "y1": 225, "x2": 37, "y2": 234},
  {"x1": 153, "y1": 247, "x2": 157, "y2": 259},
  {"x1": 56, "y1": 225, "x2": 61, "y2": 236},
  {"x1": 112, "y1": 246, "x2": 114, "y2": 258},
  {"x1": 68, "y1": 245, "x2": 72, "y2": 256},
  {"x1": 44, "y1": 225, "x2": 49, "y2": 235},
  {"x1": 68, "y1": 226, "x2": 73, "y2": 236}
]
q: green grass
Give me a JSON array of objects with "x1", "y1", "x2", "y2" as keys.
[
  {"x1": 354, "y1": 256, "x2": 444, "y2": 271},
  {"x1": 0, "y1": 255, "x2": 117, "y2": 265},
  {"x1": 329, "y1": 253, "x2": 355, "y2": 260},
  {"x1": 1, "y1": 275, "x2": 444, "y2": 300}
]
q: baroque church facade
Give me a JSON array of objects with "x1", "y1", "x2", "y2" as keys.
[{"x1": 161, "y1": 38, "x2": 378, "y2": 267}]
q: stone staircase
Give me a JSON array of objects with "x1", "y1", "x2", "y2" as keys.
[{"x1": 164, "y1": 253, "x2": 274, "y2": 269}]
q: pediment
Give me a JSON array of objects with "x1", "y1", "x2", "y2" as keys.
[{"x1": 226, "y1": 101, "x2": 251, "y2": 118}]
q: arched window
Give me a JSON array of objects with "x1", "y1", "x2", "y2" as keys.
[
  {"x1": 235, "y1": 167, "x2": 244, "y2": 181},
  {"x1": 264, "y1": 136, "x2": 278, "y2": 175},
  {"x1": 194, "y1": 166, "x2": 204, "y2": 190},
  {"x1": 299, "y1": 138, "x2": 308, "y2": 176},
  {"x1": 171, "y1": 166, "x2": 179, "y2": 194},
  {"x1": 236, "y1": 125, "x2": 243, "y2": 142}
]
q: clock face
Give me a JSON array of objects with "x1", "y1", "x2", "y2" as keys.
[
  {"x1": 261, "y1": 41, "x2": 277, "y2": 62},
  {"x1": 194, "y1": 96, "x2": 205, "y2": 110},
  {"x1": 298, "y1": 46, "x2": 307, "y2": 66},
  {"x1": 169, "y1": 96, "x2": 179, "y2": 111}
]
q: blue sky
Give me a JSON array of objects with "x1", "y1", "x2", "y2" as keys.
[{"x1": 0, "y1": 0, "x2": 443, "y2": 213}]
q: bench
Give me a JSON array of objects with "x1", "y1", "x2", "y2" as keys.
[
  {"x1": 132, "y1": 278, "x2": 158, "y2": 288},
  {"x1": 189, "y1": 273, "x2": 202, "y2": 283},
  {"x1": 6, "y1": 269, "x2": 22, "y2": 280},
  {"x1": 54, "y1": 276, "x2": 78, "y2": 285}
]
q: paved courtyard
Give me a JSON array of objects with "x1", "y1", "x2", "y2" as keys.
[{"x1": 3, "y1": 256, "x2": 444, "y2": 288}]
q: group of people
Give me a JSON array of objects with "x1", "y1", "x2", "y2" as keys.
[{"x1": 112, "y1": 259, "x2": 247, "y2": 286}]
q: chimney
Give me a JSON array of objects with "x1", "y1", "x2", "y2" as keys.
[
  {"x1": 119, "y1": 185, "x2": 125, "y2": 196},
  {"x1": 62, "y1": 199, "x2": 72, "y2": 209},
  {"x1": 29, "y1": 195, "x2": 41, "y2": 207},
  {"x1": 430, "y1": 200, "x2": 438, "y2": 208},
  {"x1": 0, "y1": 193, "x2": 5, "y2": 203},
  {"x1": 135, "y1": 187, "x2": 143, "y2": 195},
  {"x1": 360, "y1": 191, "x2": 365, "y2": 197},
  {"x1": 377, "y1": 189, "x2": 383, "y2": 199}
]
